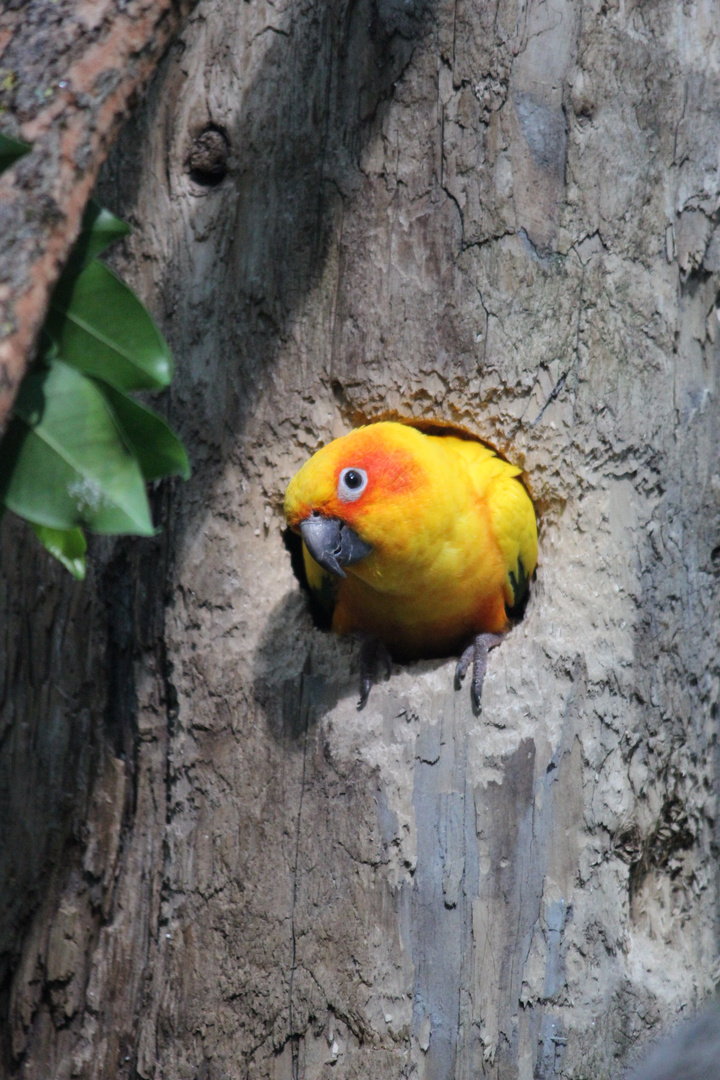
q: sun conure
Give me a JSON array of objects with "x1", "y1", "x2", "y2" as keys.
[{"x1": 284, "y1": 420, "x2": 537, "y2": 710}]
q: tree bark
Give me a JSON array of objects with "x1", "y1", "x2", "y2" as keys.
[
  {"x1": 2, "y1": 0, "x2": 720, "y2": 1077},
  {"x1": 0, "y1": 0, "x2": 195, "y2": 433}
]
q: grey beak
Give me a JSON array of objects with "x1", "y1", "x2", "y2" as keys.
[{"x1": 300, "y1": 513, "x2": 373, "y2": 578}]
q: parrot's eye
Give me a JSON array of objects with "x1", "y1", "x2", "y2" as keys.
[{"x1": 338, "y1": 467, "x2": 368, "y2": 501}]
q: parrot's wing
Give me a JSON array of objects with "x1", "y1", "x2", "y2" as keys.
[
  {"x1": 302, "y1": 541, "x2": 340, "y2": 625},
  {"x1": 448, "y1": 437, "x2": 537, "y2": 614},
  {"x1": 485, "y1": 471, "x2": 538, "y2": 612},
  {"x1": 455, "y1": 440, "x2": 538, "y2": 612},
  {"x1": 283, "y1": 528, "x2": 340, "y2": 629}
]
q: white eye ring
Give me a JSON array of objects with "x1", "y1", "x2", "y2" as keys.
[{"x1": 337, "y1": 467, "x2": 368, "y2": 502}]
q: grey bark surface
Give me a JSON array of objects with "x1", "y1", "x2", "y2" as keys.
[{"x1": 2, "y1": 0, "x2": 720, "y2": 1077}]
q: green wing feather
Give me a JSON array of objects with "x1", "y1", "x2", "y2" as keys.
[{"x1": 507, "y1": 556, "x2": 531, "y2": 613}]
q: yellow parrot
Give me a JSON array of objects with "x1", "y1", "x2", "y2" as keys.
[{"x1": 283, "y1": 420, "x2": 537, "y2": 710}]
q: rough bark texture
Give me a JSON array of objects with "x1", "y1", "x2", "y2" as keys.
[
  {"x1": 2, "y1": 0, "x2": 720, "y2": 1077},
  {"x1": 0, "y1": 0, "x2": 195, "y2": 433}
]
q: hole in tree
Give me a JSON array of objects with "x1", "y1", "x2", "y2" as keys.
[{"x1": 186, "y1": 124, "x2": 230, "y2": 187}]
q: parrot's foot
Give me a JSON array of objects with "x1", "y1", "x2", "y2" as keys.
[
  {"x1": 455, "y1": 633, "x2": 504, "y2": 714},
  {"x1": 356, "y1": 635, "x2": 393, "y2": 710}
]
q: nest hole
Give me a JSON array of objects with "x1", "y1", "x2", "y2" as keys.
[{"x1": 186, "y1": 124, "x2": 230, "y2": 187}]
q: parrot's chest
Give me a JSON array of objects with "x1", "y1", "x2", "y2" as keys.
[{"x1": 330, "y1": 543, "x2": 509, "y2": 659}]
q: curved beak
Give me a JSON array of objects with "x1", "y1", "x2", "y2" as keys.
[{"x1": 300, "y1": 513, "x2": 372, "y2": 578}]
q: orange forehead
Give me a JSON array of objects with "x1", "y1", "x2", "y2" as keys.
[
  {"x1": 284, "y1": 424, "x2": 427, "y2": 526},
  {"x1": 336, "y1": 440, "x2": 418, "y2": 496},
  {"x1": 323, "y1": 433, "x2": 423, "y2": 524}
]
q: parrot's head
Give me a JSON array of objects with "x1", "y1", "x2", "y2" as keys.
[{"x1": 284, "y1": 422, "x2": 436, "y2": 580}]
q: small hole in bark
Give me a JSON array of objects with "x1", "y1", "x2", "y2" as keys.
[
  {"x1": 331, "y1": 379, "x2": 347, "y2": 406},
  {"x1": 186, "y1": 125, "x2": 229, "y2": 187},
  {"x1": 712, "y1": 544, "x2": 720, "y2": 564}
]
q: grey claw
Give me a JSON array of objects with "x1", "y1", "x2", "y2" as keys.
[
  {"x1": 357, "y1": 675, "x2": 372, "y2": 711},
  {"x1": 456, "y1": 633, "x2": 504, "y2": 711},
  {"x1": 455, "y1": 644, "x2": 474, "y2": 689},
  {"x1": 356, "y1": 635, "x2": 393, "y2": 709}
]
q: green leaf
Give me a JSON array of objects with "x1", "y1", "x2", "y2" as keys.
[
  {"x1": 66, "y1": 200, "x2": 131, "y2": 271},
  {"x1": 30, "y1": 522, "x2": 86, "y2": 580},
  {"x1": 0, "y1": 132, "x2": 30, "y2": 173},
  {"x1": 0, "y1": 359, "x2": 154, "y2": 535},
  {"x1": 98, "y1": 381, "x2": 190, "y2": 481},
  {"x1": 44, "y1": 259, "x2": 173, "y2": 391}
]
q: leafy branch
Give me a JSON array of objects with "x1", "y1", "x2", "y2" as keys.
[{"x1": 0, "y1": 133, "x2": 189, "y2": 579}]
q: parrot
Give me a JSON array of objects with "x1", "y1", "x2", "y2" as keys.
[{"x1": 283, "y1": 420, "x2": 537, "y2": 711}]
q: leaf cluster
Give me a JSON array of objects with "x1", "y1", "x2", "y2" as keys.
[{"x1": 0, "y1": 134, "x2": 190, "y2": 579}]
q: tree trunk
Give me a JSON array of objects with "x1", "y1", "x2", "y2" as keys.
[{"x1": 2, "y1": 0, "x2": 720, "y2": 1077}]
